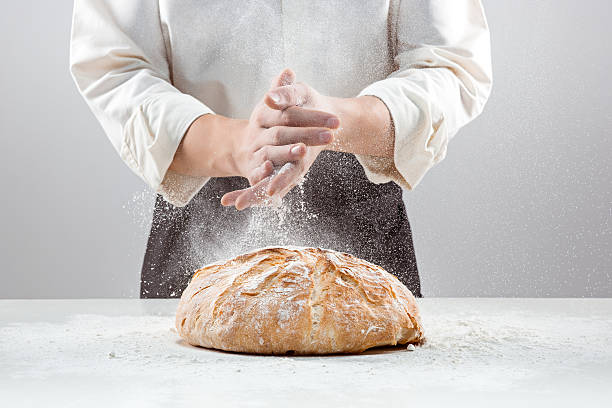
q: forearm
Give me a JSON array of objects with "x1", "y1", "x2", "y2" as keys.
[
  {"x1": 326, "y1": 96, "x2": 395, "y2": 158},
  {"x1": 169, "y1": 114, "x2": 246, "y2": 178}
]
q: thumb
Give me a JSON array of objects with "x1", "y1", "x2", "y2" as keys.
[{"x1": 270, "y1": 68, "x2": 295, "y2": 89}]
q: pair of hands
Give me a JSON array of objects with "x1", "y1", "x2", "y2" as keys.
[
  {"x1": 221, "y1": 69, "x2": 338, "y2": 210},
  {"x1": 171, "y1": 68, "x2": 394, "y2": 207}
]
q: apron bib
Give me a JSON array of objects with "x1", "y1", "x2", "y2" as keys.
[{"x1": 141, "y1": 151, "x2": 421, "y2": 298}]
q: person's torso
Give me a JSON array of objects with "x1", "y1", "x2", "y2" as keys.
[
  {"x1": 153, "y1": 0, "x2": 410, "y2": 271},
  {"x1": 140, "y1": 1, "x2": 422, "y2": 297}
]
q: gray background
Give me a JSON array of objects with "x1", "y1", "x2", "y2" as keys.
[{"x1": 1, "y1": 1, "x2": 610, "y2": 298}]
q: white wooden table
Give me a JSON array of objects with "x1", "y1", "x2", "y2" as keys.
[{"x1": 1, "y1": 298, "x2": 611, "y2": 407}]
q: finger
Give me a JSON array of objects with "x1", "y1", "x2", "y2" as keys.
[
  {"x1": 221, "y1": 189, "x2": 243, "y2": 207},
  {"x1": 265, "y1": 83, "x2": 311, "y2": 110},
  {"x1": 235, "y1": 178, "x2": 273, "y2": 211},
  {"x1": 221, "y1": 157, "x2": 296, "y2": 208},
  {"x1": 266, "y1": 162, "x2": 303, "y2": 197},
  {"x1": 256, "y1": 143, "x2": 306, "y2": 167},
  {"x1": 260, "y1": 126, "x2": 334, "y2": 148},
  {"x1": 248, "y1": 160, "x2": 274, "y2": 186},
  {"x1": 236, "y1": 161, "x2": 303, "y2": 210},
  {"x1": 270, "y1": 68, "x2": 296, "y2": 89},
  {"x1": 222, "y1": 182, "x2": 271, "y2": 209},
  {"x1": 281, "y1": 106, "x2": 340, "y2": 128},
  {"x1": 259, "y1": 106, "x2": 340, "y2": 129},
  {"x1": 222, "y1": 172, "x2": 278, "y2": 210}
]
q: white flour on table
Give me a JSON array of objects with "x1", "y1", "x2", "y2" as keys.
[{"x1": 2, "y1": 299, "x2": 611, "y2": 407}]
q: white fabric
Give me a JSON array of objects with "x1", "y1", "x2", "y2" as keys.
[{"x1": 70, "y1": 0, "x2": 492, "y2": 206}]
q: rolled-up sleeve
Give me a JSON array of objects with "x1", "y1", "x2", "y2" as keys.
[
  {"x1": 356, "y1": 0, "x2": 493, "y2": 190},
  {"x1": 69, "y1": 0, "x2": 213, "y2": 206}
]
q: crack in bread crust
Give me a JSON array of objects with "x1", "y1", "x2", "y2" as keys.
[{"x1": 309, "y1": 252, "x2": 334, "y2": 347}]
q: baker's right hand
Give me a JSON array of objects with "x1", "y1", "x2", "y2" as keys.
[{"x1": 230, "y1": 69, "x2": 339, "y2": 186}]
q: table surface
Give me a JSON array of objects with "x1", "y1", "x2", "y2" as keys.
[{"x1": 1, "y1": 298, "x2": 611, "y2": 407}]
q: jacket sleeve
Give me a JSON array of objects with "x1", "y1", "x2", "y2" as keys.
[
  {"x1": 69, "y1": 0, "x2": 213, "y2": 206},
  {"x1": 355, "y1": 0, "x2": 493, "y2": 190}
]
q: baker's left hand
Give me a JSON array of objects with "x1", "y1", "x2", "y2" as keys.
[{"x1": 221, "y1": 76, "x2": 338, "y2": 210}]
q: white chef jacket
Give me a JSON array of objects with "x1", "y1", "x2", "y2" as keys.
[{"x1": 70, "y1": 0, "x2": 492, "y2": 207}]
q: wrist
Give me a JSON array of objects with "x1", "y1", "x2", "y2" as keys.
[
  {"x1": 227, "y1": 118, "x2": 250, "y2": 178},
  {"x1": 170, "y1": 114, "x2": 247, "y2": 178},
  {"x1": 324, "y1": 96, "x2": 362, "y2": 152},
  {"x1": 211, "y1": 115, "x2": 248, "y2": 178},
  {"x1": 326, "y1": 95, "x2": 394, "y2": 157}
]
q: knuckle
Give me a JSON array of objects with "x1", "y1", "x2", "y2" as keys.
[
  {"x1": 310, "y1": 128, "x2": 321, "y2": 139},
  {"x1": 251, "y1": 150, "x2": 261, "y2": 164},
  {"x1": 279, "y1": 86, "x2": 290, "y2": 100},
  {"x1": 252, "y1": 108, "x2": 264, "y2": 124},
  {"x1": 295, "y1": 82, "x2": 310, "y2": 102},
  {"x1": 254, "y1": 147, "x2": 267, "y2": 163},
  {"x1": 270, "y1": 127, "x2": 282, "y2": 145},
  {"x1": 281, "y1": 111, "x2": 292, "y2": 126},
  {"x1": 298, "y1": 159, "x2": 308, "y2": 172},
  {"x1": 288, "y1": 85, "x2": 298, "y2": 102},
  {"x1": 254, "y1": 115, "x2": 266, "y2": 128}
]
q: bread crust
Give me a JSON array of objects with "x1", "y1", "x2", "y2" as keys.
[{"x1": 176, "y1": 247, "x2": 424, "y2": 354}]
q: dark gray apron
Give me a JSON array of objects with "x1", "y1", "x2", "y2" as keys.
[{"x1": 140, "y1": 150, "x2": 421, "y2": 298}]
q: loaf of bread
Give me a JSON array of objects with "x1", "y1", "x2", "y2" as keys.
[{"x1": 176, "y1": 247, "x2": 424, "y2": 354}]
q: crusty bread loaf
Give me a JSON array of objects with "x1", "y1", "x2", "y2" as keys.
[{"x1": 175, "y1": 247, "x2": 424, "y2": 354}]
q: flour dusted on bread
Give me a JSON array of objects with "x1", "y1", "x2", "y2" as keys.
[{"x1": 175, "y1": 247, "x2": 424, "y2": 354}]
